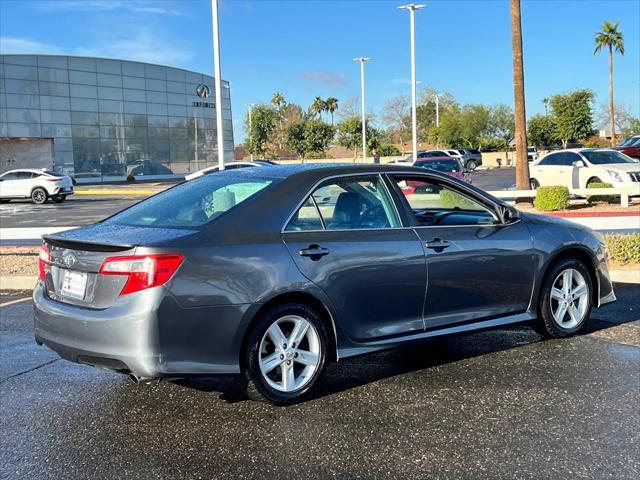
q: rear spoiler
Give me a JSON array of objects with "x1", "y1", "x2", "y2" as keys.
[{"x1": 42, "y1": 235, "x2": 135, "y2": 252}]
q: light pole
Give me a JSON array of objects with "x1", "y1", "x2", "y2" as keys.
[
  {"x1": 353, "y1": 57, "x2": 370, "y2": 162},
  {"x1": 211, "y1": 0, "x2": 225, "y2": 170},
  {"x1": 398, "y1": 3, "x2": 425, "y2": 163},
  {"x1": 434, "y1": 94, "x2": 439, "y2": 127},
  {"x1": 245, "y1": 103, "x2": 254, "y2": 161}
]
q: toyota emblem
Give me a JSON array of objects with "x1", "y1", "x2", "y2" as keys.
[{"x1": 63, "y1": 252, "x2": 77, "y2": 268}]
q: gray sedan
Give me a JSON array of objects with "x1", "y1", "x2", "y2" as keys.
[{"x1": 33, "y1": 164, "x2": 616, "y2": 404}]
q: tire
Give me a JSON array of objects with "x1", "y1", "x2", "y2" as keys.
[
  {"x1": 466, "y1": 160, "x2": 477, "y2": 171},
  {"x1": 0, "y1": 199, "x2": 10, "y2": 203},
  {"x1": 587, "y1": 177, "x2": 603, "y2": 187},
  {"x1": 533, "y1": 258, "x2": 593, "y2": 338},
  {"x1": 244, "y1": 303, "x2": 328, "y2": 405},
  {"x1": 31, "y1": 187, "x2": 48, "y2": 204},
  {"x1": 530, "y1": 178, "x2": 540, "y2": 190},
  {"x1": 52, "y1": 195, "x2": 66, "y2": 203}
]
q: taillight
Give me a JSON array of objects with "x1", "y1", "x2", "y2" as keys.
[
  {"x1": 45, "y1": 178, "x2": 61, "y2": 182},
  {"x1": 38, "y1": 243, "x2": 50, "y2": 281},
  {"x1": 99, "y1": 254, "x2": 183, "y2": 295}
]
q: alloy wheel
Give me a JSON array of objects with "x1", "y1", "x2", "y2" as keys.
[
  {"x1": 549, "y1": 268, "x2": 589, "y2": 329},
  {"x1": 32, "y1": 189, "x2": 46, "y2": 204},
  {"x1": 258, "y1": 315, "x2": 321, "y2": 392}
]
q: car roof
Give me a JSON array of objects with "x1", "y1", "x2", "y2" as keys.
[{"x1": 1, "y1": 168, "x2": 50, "y2": 174}]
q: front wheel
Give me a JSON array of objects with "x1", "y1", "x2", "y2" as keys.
[
  {"x1": 534, "y1": 259, "x2": 592, "y2": 338},
  {"x1": 0, "y1": 199, "x2": 10, "y2": 204},
  {"x1": 244, "y1": 303, "x2": 328, "y2": 405},
  {"x1": 31, "y1": 188, "x2": 48, "y2": 204}
]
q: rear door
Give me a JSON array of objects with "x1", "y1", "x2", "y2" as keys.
[
  {"x1": 389, "y1": 173, "x2": 536, "y2": 329},
  {"x1": 282, "y1": 174, "x2": 427, "y2": 341},
  {"x1": 533, "y1": 152, "x2": 573, "y2": 187}
]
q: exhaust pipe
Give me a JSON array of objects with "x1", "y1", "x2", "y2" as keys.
[{"x1": 128, "y1": 373, "x2": 155, "y2": 384}]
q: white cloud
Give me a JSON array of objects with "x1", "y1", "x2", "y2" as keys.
[
  {"x1": 298, "y1": 70, "x2": 348, "y2": 90},
  {"x1": 36, "y1": 1, "x2": 185, "y2": 16},
  {"x1": 0, "y1": 31, "x2": 193, "y2": 68},
  {"x1": 0, "y1": 37, "x2": 60, "y2": 55}
]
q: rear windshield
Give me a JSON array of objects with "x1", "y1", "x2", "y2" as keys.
[
  {"x1": 42, "y1": 170, "x2": 65, "y2": 177},
  {"x1": 104, "y1": 174, "x2": 275, "y2": 228},
  {"x1": 415, "y1": 159, "x2": 460, "y2": 172},
  {"x1": 581, "y1": 150, "x2": 637, "y2": 165}
]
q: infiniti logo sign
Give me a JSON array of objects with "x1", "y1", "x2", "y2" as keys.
[{"x1": 195, "y1": 84, "x2": 210, "y2": 99}]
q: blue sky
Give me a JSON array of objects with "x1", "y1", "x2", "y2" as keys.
[{"x1": 1, "y1": 0, "x2": 638, "y2": 142}]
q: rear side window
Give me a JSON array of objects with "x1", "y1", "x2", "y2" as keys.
[
  {"x1": 285, "y1": 175, "x2": 400, "y2": 231},
  {"x1": 16, "y1": 172, "x2": 35, "y2": 179},
  {"x1": 105, "y1": 175, "x2": 275, "y2": 228}
]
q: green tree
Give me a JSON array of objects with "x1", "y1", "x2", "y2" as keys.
[
  {"x1": 310, "y1": 96, "x2": 326, "y2": 120},
  {"x1": 244, "y1": 104, "x2": 277, "y2": 156},
  {"x1": 325, "y1": 97, "x2": 339, "y2": 125},
  {"x1": 549, "y1": 90, "x2": 595, "y2": 148},
  {"x1": 628, "y1": 117, "x2": 640, "y2": 136},
  {"x1": 527, "y1": 114, "x2": 557, "y2": 148},
  {"x1": 594, "y1": 21, "x2": 625, "y2": 145},
  {"x1": 285, "y1": 121, "x2": 307, "y2": 160},
  {"x1": 285, "y1": 119, "x2": 335, "y2": 160},
  {"x1": 488, "y1": 104, "x2": 515, "y2": 157},
  {"x1": 336, "y1": 117, "x2": 362, "y2": 159},
  {"x1": 459, "y1": 104, "x2": 490, "y2": 148}
]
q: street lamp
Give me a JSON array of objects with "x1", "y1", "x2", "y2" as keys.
[
  {"x1": 434, "y1": 93, "x2": 439, "y2": 127},
  {"x1": 353, "y1": 57, "x2": 370, "y2": 163},
  {"x1": 398, "y1": 3, "x2": 426, "y2": 163},
  {"x1": 211, "y1": 0, "x2": 225, "y2": 170},
  {"x1": 245, "y1": 103, "x2": 254, "y2": 161}
]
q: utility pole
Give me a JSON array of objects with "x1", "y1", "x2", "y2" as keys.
[
  {"x1": 211, "y1": 0, "x2": 225, "y2": 170},
  {"x1": 399, "y1": 4, "x2": 426, "y2": 163},
  {"x1": 245, "y1": 103, "x2": 254, "y2": 161},
  {"x1": 434, "y1": 94, "x2": 440, "y2": 127},
  {"x1": 353, "y1": 57, "x2": 370, "y2": 162}
]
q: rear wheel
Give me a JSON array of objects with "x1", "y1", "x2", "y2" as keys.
[
  {"x1": 530, "y1": 178, "x2": 540, "y2": 190},
  {"x1": 466, "y1": 159, "x2": 477, "y2": 171},
  {"x1": 0, "y1": 199, "x2": 10, "y2": 203},
  {"x1": 244, "y1": 303, "x2": 328, "y2": 405},
  {"x1": 31, "y1": 188, "x2": 48, "y2": 204},
  {"x1": 534, "y1": 258, "x2": 592, "y2": 338},
  {"x1": 52, "y1": 195, "x2": 66, "y2": 203}
]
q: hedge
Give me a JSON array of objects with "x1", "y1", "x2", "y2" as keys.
[
  {"x1": 587, "y1": 182, "x2": 616, "y2": 205},
  {"x1": 534, "y1": 186, "x2": 570, "y2": 211},
  {"x1": 605, "y1": 234, "x2": 640, "y2": 266}
]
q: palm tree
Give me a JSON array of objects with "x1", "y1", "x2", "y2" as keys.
[
  {"x1": 542, "y1": 97, "x2": 549, "y2": 116},
  {"x1": 510, "y1": 0, "x2": 530, "y2": 190},
  {"x1": 271, "y1": 92, "x2": 285, "y2": 110},
  {"x1": 311, "y1": 96, "x2": 326, "y2": 120},
  {"x1": 271, "y1": 92, "x2": 286, "y2": 148},
  {"x1": 325, "y1": 97, "x2": 339, "y2": 125},
  {"x1": 594, "y1": 21, "x2": 625, "y2": 146}
]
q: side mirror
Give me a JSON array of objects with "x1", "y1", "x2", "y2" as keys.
[
  {"x1": 573, "y1": 160, "x2": 585, "y2": 168},
  {"x1": 502, "y1": 207, "x2": 518, "y2": 224}
]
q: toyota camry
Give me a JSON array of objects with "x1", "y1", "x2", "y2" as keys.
[{"x1": 33, "y1": 164, "x2": 616, "y2": 404}]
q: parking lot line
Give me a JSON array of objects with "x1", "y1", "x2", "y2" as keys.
[{"x1": 0, "y1": 297, "x2": 31, "y2": 308}]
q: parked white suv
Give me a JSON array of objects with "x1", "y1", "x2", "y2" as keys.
[
  {"x1": 529, "y1": 149, "x2": 640, "y2": 190},
  {"x1": 0, "y1": 169, "x2": 74, "y2": 204}
]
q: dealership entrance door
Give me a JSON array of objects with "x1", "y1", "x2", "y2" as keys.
[{"x1": 0, "y1": 138, "x2": 54, "y2": 174}]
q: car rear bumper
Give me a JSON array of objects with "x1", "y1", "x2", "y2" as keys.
[
  {"x1": 33, "y1": 282, "x2": 250, "y2": 377},
  {"x1": 53, "y1": 186, "x2": 74, "y2": 196}
]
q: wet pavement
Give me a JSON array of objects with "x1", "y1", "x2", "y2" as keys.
[{"x1": 1, "y1": 283, "x2": 638, "y2": 479}]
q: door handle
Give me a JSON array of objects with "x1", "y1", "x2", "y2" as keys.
[
  {"x1": 299, "y1": 244, "x2": 330, "y2": 258},
  {"x1": 425, "y1": 238, "x2": 450, "y2": 252}
]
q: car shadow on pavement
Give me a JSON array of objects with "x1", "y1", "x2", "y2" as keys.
[{"x1": 176, "y1": 281, "x2": 639, "y2": 405}]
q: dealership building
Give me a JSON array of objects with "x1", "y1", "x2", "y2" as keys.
[{"x1": 0, "y1": 54, "x2": 233, "y2": 181}]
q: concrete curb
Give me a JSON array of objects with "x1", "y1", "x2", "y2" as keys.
[
  {"x1": 74, "y1": 189, "x2": 156, "y2": 196},
  {"x1": 1, "y1": 270, "x2": 638, "y2": 292},
  {"x1": 0, "y1": 275, "x2": 37, "y2": 291}
]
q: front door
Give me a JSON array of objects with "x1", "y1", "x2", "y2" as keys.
[
  {"x1": 389, "y1": 174, "x2": 536, "y2": 329},
  {"x1": 282, "y1": 174, "x2": 427, "y2": 341}
]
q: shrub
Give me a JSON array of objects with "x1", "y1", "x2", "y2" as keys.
[
  {"x1": 440, "y1": 189, "x2": 477, "y2": 209},
  {"x1": 534, "y1": 186, "x2": 569, "y2": 211},
  {"x1": 304, "y1": 151, "x2": 329, "y2": 160},
  {"x1": 375, "y1": 144, "x2": 401, "y2": 156},
  {"x1": 586, "y1": 182, "x2": 616, "y2": 205},
  {"x1": 605, "y1": 234, "x2": 640, "y2": 266}
]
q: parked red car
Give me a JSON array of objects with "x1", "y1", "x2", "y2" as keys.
[
  {"x1": 613, "y1": 135, "x2": 640, "y2": 160},
  {"x1": 401, "y1": 157, "x2": 471, "y2": 195}
]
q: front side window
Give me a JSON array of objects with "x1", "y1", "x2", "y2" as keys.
[
  {"x1": 393, "y1": 175, "x2": 497, "y2": 227},
  {"x1": 286, "y1": 175, "x2": 400, "y2": 231},
  {"x1": 105, "y1": 175, "x2": 275, "y2": 228},
  {"x1": 581, "y1": 150, "x2": 637, "y2": 165},
  {"x1": 16, "y1": 172, "x2": 34, "y2": 180}
]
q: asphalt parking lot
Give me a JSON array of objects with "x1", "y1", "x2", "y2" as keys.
[
  {"x1": 0, "y1": 168, "x2": 516, "y2": 229},
  {"x1": 1, "y1": 283, "x2": 638, "y2": 479}
]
